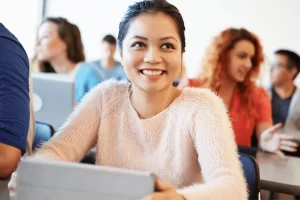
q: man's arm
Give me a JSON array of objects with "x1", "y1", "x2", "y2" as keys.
[
  {"x1": 0, "y1": 144, "x2": 22, "y2": 178},
  {"x1": 0, "y1": 24, "x2": 30, "y2": 179}
]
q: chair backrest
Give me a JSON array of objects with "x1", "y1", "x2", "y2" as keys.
[
  {"x1": 238, "y1": 146, "x2": 258, "y2": 158},
  {"x1": 239, "y1": 154, "x2": 260, "y2": 200},
  {"x1": 32, "y1": 121, "x2": 55, "y2": 150}
]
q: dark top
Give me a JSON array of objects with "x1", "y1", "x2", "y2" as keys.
[
  {"x1": 0, "y1": 23, "x2": 30, "y2": 154},
  {"x1": 271, "y1": 87, "x2": 295, "y2": 126}
]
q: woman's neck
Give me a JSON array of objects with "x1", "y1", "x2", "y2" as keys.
[
  {"x1": 218, "y1": 78, "x2": 237, "y2": 110},
  {"x1": 130, "y1": 85, "x2": 181, "y2": 119},
  {"x1": 50, "y1": 56, "x2": 77, "y2": 74}
]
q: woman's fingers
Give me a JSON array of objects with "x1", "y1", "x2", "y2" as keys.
[
  {"x1": 277, "y1": 134, "x2": 295, "y2": 141},
  {"x1": 280, "y1": 140, "x2": 299, "y2": 148},
  {"x1": 275, "y1": 150, "x2": 287, "y2": 160},
  {"x1": 280, "y1": 145, "x2": 298, "y2": 152},
  {"x1": 267, "y1": 123, "x2": 283, "y2": 134}
]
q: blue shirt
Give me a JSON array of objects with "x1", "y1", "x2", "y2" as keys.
[
  {"x1": 0, "y1": 23, "x2": 30, "y2": 154},
  {"x1": 89, "y1": 60, "x2": 127, "y2": 81},
  {"x1": 75, "y1": 60, "x2": 127, "y2": 103},
  {"x1": 75, "y1": 63, "x2": 103, "y2": 103},
  {"x1": 271, "y1": 87, "x2": 295, "y2": 126}
]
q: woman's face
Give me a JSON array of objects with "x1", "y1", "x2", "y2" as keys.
[
  {"x1": 226, "y1": 40, "x2": 255, "y2": 83},
  {"x1": 36, "y1": 22, "x2": 67, "y2": 62},
  {"x1": 120, "y1": 12, "x2": 182, "y2": 93}
]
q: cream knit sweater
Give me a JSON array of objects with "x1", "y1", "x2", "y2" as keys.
[{"x1": 36, "y1": 79, "x2": 247, "y2": 200}]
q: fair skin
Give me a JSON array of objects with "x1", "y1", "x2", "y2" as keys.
[
  {"x1": 219, "y1": 40, "x2": 298, "y2": 159},
  {"x1": 101, "y1": 41, "x2": 118, "y2": 69},
  {"x1": 120, "y1": 12, "x2": 184, "y2": 199},
  {"x1": 271, "y1": 54, "x2": 298, "y2": 99},
  {"x1": 36, "y1": 22, "x2": 77, "y2": 74}
]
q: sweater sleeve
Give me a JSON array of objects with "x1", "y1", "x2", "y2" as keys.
[
  {"x1": 33, "y1": 82, "x2": 106, "y2": 162},
  {"x1": 178, "y1": 89, "x2": 248, "y2": 200}
]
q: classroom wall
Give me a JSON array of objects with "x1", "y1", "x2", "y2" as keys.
[
  {"x1": 0, "y1": 0, "x2": 41, "y2": 58},
  {"x1": 1, "y1": 0, "x2": 300, "y2": 77}
]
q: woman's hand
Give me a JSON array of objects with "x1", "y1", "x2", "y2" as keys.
[
  {"x1": 7, "y1": 171, "x2": 17, "y2": 200},
  {"x1": 139, "y1": 180, "x2": 185, "y2": 200},
  {"x1": 260, "y1": 123, "x2": 299, "y2": 159}
]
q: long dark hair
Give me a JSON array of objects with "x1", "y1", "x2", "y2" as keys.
[{"x1": 33, "y1": 17, "x2": 85, "y2": 72}]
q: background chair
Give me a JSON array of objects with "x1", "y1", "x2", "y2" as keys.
[
  {"x1": 239, "y1": 153, "x2": 261, "y2": 200},
  {"x1": 32, "y1": 121, "x2": 55, "y2": 150},
  {"x1": 238, "y1": 146, "x2": 258, "y2": 158}
]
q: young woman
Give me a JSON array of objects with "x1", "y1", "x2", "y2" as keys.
[
  {"x1": 9, "y1": 1, "x2": 247, "y2": 199},
  {"x1": 32, "y1": 17, "x2": 103, "y2": 102},
  {"x1": 178, "y1": 28, "x2": 299, "y2": 158}
]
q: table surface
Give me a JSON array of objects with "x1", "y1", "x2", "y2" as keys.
[{"x1": 257, "y1": 152, "x2": 300, "y2": 195}]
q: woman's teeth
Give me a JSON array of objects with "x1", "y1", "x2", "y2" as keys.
[{"x1": 141, "y1": 70, "x2": 164, "y2": 76}]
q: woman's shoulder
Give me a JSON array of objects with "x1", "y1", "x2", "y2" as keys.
[
  {"x1": 77, "y1": 62, "x2": 97, "y2": 74},
  {"x1": 180, "y1": 87, "x2": 225, "y2": 111},
  {"x1": 92, "y1": 79, "x2": 130, "y2": 96},
  {"x1": 252, "y1": 86, "x2": 271, "y2": 101},
  {"x1": 79, "y1": 79, "x2": 129, "y2": 103}
]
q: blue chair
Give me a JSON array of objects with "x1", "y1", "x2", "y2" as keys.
[
  {"x1": 32, "y1": 121, "x2": 55, "y2": 150},
  {"x1": 238, "y1": 146, "x2": 258, "y2": 158},
  {"x1": 239, "y1": 153, "x2": 260, "y2": 200}
]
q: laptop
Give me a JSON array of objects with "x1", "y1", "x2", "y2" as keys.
[
  {"x1": 32, "y1": 73, "x2": 75, "y2": 131},
  {"x1": 16, "y1": 158, "x2": 155, "y2": 200}
]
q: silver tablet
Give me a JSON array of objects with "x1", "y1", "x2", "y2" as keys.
[{"x1": 16, "y1": 158, "x2": 155, "y2": 200}]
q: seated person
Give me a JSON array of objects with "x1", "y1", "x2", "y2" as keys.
[
  {"x1": 32, "y1": 17, "x2": 103, "y2": 103},
  {"x1": 270, "y1": 49, "x2": 300, "y2": 157},
  {"x1": 178, "y1": 28, "x2": 299, "y2": 159},
  {"x1": 87, "y1": 34, "x2": 127, "y2": 81},
  {"x1": 0, "y1": 23, "x2": 31, "y2": 179}
]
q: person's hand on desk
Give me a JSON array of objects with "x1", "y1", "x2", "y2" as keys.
[
  {"x1": 139, "y1": 180, "x2": 186, "y2": 200},
  {"x1": 260, "y1": 123, "x2": 299, "y2": 160},
  {"x1": 7, "y1": 171, "x2": 17, "y2": 200}
]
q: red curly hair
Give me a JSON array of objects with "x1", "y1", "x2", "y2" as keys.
[{"x1": 199, "y1": 28, "x2": 264, "y2": 115}]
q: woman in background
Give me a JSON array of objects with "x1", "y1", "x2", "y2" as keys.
[
  {"x1": 178, "y1": 28, "x2": 298, "y2": 158},
  {"x1": 32, "y1": 17, "x2": 103, "y2": 102}
]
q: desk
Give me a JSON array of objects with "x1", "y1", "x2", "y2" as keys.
[
  {"x1": 0, "y1": 179, "x2": 9, "y2": 200},
  {"x1": 257, "y1": 152, "x2": 300, "y2": 195}
]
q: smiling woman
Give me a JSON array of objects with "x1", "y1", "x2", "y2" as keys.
[
  {"x1": 9, "y1": 1, "x2": 247, "y2": 200},
  {"x1": 120, "y1": 11, "x2": 183, "y2": 110}
]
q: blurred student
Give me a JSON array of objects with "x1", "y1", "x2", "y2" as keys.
[
  {"x1": 270, "y1": 49, "x2": 300, "y2": 157},
  {"x1": 33, "y1": 17, "x2": 103, "y2": 103},
  {"x1": 178, "y1": 28, "x2": 298, "y2": 159},
  {"x1": 88, "y1": 34, "x2": 127, "y2": 81}
]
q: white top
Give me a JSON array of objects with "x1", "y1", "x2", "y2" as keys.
[{"x1": 36, "y1": 79, "x2": 248, "y2": 200}]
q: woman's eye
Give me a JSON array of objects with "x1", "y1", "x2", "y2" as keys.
[
  {"x1": 161, "y1": 43, "x2": 174, "y2": 49},
  {"x1": 131, "y1": 42, "x2": 145, "y2": 48}
]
